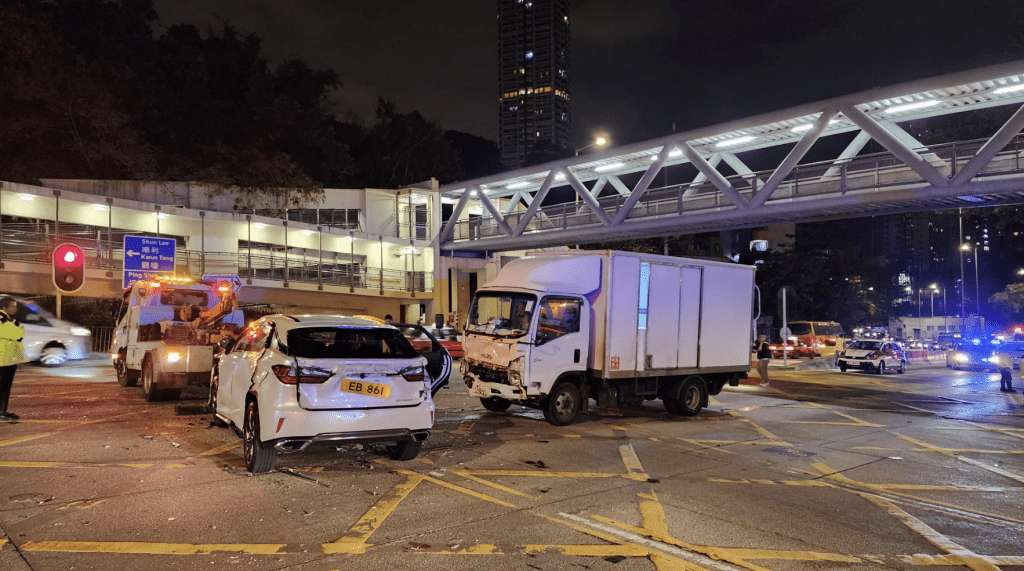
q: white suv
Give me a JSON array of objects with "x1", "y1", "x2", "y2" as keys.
[{"x1": 209, "y1": 315, "x2": 437, "y2": 473}]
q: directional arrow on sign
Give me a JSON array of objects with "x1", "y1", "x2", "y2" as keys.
[{"x1": 126, "y1": 250, "x2": 140, "y2": 257}]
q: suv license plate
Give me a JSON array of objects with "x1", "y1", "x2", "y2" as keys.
[{"x1": 341, "y1": 379, "x2": 391, "y2": 398}]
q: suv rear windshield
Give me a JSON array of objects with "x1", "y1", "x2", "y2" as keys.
[{"x1": 286, "y1": 327, "x2": 419, "y2": 359}]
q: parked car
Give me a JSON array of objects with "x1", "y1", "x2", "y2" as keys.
[
  {"x1": 945, "y1": 340, "x2": 999, "y2": 371},
  {"x1": 837, "y1": 339, "x2": 907, "y2": 374},
  {"x1": 769, "y1": 337, "x2": 819, "y2": 359},
  {"x1": 5, "y1": 297, "x2": 91, "y2": 366},
  {"x1": 209, "y1": 315, "x2": 440, "y2": 473},
  {"x1": 432, "y1": 327, "x2": 463, "y2": 359},
  {"x1": 408, "y1": 326, "x2": 463, "y2": 359}
]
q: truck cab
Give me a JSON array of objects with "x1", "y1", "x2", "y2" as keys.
[{"x1": 463, "y1": 289, "x2": 590, "y2": 424}]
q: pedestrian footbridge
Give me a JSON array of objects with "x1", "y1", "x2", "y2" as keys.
[{"x1": 440, "y1": 59, "x2": 1024, "y2": 252}]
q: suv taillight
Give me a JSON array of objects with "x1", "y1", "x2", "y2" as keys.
[
  {"x1": 272, "y1": 364, "x2": 331, "y2": 384},
  {"x1": 400, "y1": 365, "x2": 425, "y2": 383}
]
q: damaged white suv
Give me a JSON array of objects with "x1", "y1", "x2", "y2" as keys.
[{"x1": 209, "y1": 315, "x2": 440, "y2": 473}]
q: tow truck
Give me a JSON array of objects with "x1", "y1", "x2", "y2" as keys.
[{"x1": 110, "y1": 276, "x2": 244, "y2": 401}]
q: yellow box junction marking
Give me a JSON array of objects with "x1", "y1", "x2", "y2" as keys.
[
  {"x1": 325, "y1": 473, "x2": 423, "y2": 554},
  {"x1": 855, "y1": 491, "x2": 1004, "y2": 571},
  {"x1": 449, "y1": 469, "x2": 539, "y2": 499},
  {"x1": 785, "y1": 410, "x2": 884, "y2": 427},
  {"x1": 898, "y1": 433, "x2": 1024, "y2": 456},
  {"x1": 0, "y1": 411, "x2": 146, "y2": 449},
  {"x1": 8, "y1": 408, "x2": 1023, "y2": 567},
  {"x1": 58, "y1": 500, "x2": 106, "y2": 510},
  {"x1": 21, "y1": 541, "x2": 287, "y2": 555},
  {"x1": 198, "y1": 441, "x2": 240, "y2": 456}
]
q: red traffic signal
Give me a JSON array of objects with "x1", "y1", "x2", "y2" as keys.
[{"x1": 52, "y1": 243, "x2": 85, "y2": 293}]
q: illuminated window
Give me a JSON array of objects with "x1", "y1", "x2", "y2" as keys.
[{"x1": 525, "y1": 51, "x2": 533, "y2": 59}]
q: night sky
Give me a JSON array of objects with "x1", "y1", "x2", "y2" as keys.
[{"x1": 151, "y1": 0, "x2": 1024, "y2": 148}]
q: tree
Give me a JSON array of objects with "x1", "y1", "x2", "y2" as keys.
[
  {"x1": 0, "y1": 3, "x2": 157, "y2": 182},
  {"x1": 754, "y1": 240, "x2": 893, "y2": 331},
  {"x1": 990, "y1": 282, "x2": 1024, "y2": 323},
  {"x1": 355, "y1": 98, "x2": 462, "y2": 188},
  {"x1": 445, "y1": 131, "x2": 507, "y2": 180}
]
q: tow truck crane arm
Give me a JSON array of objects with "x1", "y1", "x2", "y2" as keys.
[{"x1": 190, "y1": 288, "x2": 238, "y2": 330}]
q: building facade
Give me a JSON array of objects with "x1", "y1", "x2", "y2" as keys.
[{"x1": 498, "y1": 0, "x2": 571, "y2": 169}]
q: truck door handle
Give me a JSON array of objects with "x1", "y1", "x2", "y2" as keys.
[{"x1": 574, "y1": 349, "x2": 580, "y2": 363}]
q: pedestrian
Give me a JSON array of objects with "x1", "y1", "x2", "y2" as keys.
[
  {"x1": 754, "y1": 334, "x2": 772, "y2": 386},
  {"x1": 992, "y1": 350, "x2": 1015, "y2": 393},
  {"x1": 0, "y1": 296, "x2": 27, "y2": 421},
  {"x1": 384, "y1": 314, "x2": 393, "y2": 325}
]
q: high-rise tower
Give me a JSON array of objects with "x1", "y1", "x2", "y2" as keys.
[{"x1": 498, "y1": 0, "x2": 571, "y2": 169}]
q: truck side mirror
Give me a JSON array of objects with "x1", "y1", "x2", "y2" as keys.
[{"x1": 219, "y1": 337, "x2": 235, "y2": 350}]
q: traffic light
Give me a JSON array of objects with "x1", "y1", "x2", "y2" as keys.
[{"x1": 53, "y1": 243, "x2": 85, "y2": 293}]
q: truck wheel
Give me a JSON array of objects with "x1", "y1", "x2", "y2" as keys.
[
  {"x1": 543, "y1": 382, "x2": 581, "y2": 426},
  {"x1": 676, "y1": 377, "x2": 706, "y2": 416},
  {"x1": 141, "y1": 357, "x2": 162, "y2": 402},
  {"x1": 480, "y1": 397, "x2": 512, "y2": 412},
  {"x1": 385, "y1": 440, "x2": 422, "y2": 461},
  {"x1": 897, "y1": 360, "x2": 906, "y2": 374},
  {"x1": 116, "y1": 352, "x2": 138, "y2": 387},
  {"x1": 876, "y1": 361, "x2": 886, "y2": 375},
  {"x1": 663, "y1": 396, "x2": 682, "y2": 415},
  {"x1": 839, "y1": 364, "x2": 847, "y2": 373},
  {"x1": 243, "y1": 401, "x2": 277, "y2": 474}
]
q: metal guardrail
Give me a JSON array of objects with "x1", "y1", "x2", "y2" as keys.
[
  {"x1": 89, "y1": 326, "x2": 114, "y2": 353},
  {"x1": 448, "y1": 135, "x2": 1024, "y2": 241},
  {"x1": 0, "y1": 229, "x2": 433, "y2": 294}
]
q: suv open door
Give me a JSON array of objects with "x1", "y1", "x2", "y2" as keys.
[{"x1": 394, "y1": 323, "x2": 452, "y2": 397}]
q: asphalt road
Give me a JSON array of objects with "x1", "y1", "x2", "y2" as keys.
[{"x1": 0, "y1": 358, "x2": 1022, "y2": 571}]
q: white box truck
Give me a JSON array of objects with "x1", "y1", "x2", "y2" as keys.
[{"x1": 460, "y1": 250, "x2": 756, "y2": 425}]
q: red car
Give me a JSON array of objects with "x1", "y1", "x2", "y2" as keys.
[{"x1": 769, "y1": 338, "x2": 819, "y2": 359}]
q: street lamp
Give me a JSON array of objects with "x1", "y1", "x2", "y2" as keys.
[
  {"x1": 575, "y1": 135, "x2": 609, "y2": 156},
  {"x1": 961, "y1": 243, "x2": 980, "y2": 317}
]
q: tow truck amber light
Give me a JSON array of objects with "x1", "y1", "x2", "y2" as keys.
[{"x1": 271, "y1": 364, "x2": 331, "y2": 384}]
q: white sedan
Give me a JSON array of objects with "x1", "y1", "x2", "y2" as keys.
[{"x1": 209, "y1": 315, "x2": 436, "y2": 473}]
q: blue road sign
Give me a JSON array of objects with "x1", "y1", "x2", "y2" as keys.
[{"x1": 123, "y1": 236, "x2": 176, "y2": 288}]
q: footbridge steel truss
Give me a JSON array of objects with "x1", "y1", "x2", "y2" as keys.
[{"x1": 439, "y1": 59, "x2": 1024, "y2": 252}]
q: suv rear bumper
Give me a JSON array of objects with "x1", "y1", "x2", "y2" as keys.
[
  {"x1": 263, "y1": 400, "x2": 434, "y2": 451},
  {"x1": 270, "y1": 427, "x2": 431, "y2": 453}
]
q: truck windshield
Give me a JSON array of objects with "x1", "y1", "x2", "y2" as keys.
[
  {"x1": 160, "y1": 289, "x2": 210, "y2": 308},
  {"x1": 466, "y1": 292, "x2": 537, "y2": 337}
]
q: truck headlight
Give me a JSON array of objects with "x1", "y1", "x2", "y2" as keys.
[
  {"x1": 71, "y1": 327, "x2": 91, "y2": 336},
  {"x1": 508, "y1": 355, "x2": 525, "y2": 385},
  {"x1": 165, "y1": 351, "x2": 183, "y2": 364}
]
